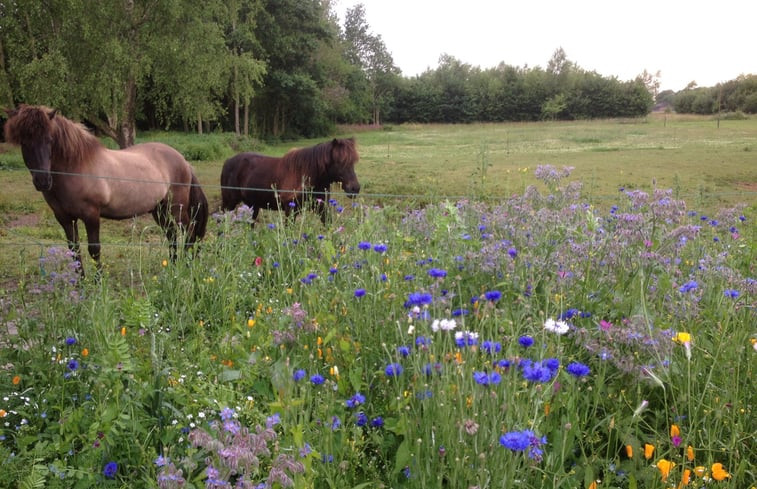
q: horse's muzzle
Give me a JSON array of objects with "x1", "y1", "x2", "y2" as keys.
[
  {"x1": 343, "y1": 183, "x2": 361, "y2": 197},
  {"x1": 32, "y1": 174, "x2": 53, "y2": 191}
]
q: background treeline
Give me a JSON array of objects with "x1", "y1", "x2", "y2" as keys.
[
  {"x1": 657, "y1": 75, "x2": 757, "y2": 116},
  {"x1": 0, "y1": 1, "x2": 752, "y2": 146}
]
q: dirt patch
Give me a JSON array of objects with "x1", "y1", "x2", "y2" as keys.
[
  {"x1": 6, "y1": 213, "x2": 39, "y2": 228},
  {"x1": 735, "y1": 181, "x2": 757, "y2": 191}
]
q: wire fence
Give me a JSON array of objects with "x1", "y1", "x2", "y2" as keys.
[
  {"x1": 3, "y1": 166, "x2": 756, "y2": 204},
  {"x1": 1, "y1": 166, "x2": 755, "y2": 253}
]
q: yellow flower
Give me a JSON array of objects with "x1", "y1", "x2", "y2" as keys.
[
  {"x1": 711, "y1": 463, "x2": 730, "y2": 481},
  {"x1": 656, "y1": 459, "x2": 675, "y2": 482},
  {"x1": 12, "y1": 375, "x2": 21, "y2": 385},
  {"x1": 161, "y1": 259, "x2": 168, "y2": 267},
  {"x1": 693, "y1": 466, "x2": 706, "y2": 478},
  {"x1": 644, "y1": 443, "x2": 655, "y2": 460},
  {"x1": 670, "y1": 424, "x2": 680, "y2": 438},
  {"x1": 679, "y1": 468, "x2": 691, "y2": 488},
  {"x1": 625, "y1": 444, "x2": 633, "y2": 458},
  {"x1": 588, "y1": 481, "x2": 598, "y2": 489},
  {"x1": 121, "y1": 327, "x2": 127, "y2": 336},
  {"x1": 673, "y1": 332, "x2": 692, "y2": 344},
  {"x1": 0, "y1": 409, "x2": 6, "y2": 417},
  {"x1": 686, "y1": 445, "x2": 694, "y2": 461},
  {"x1": 247, "y1": 318, "x2": 255, "y2": 328},
  {"x1": 81, "y1": 348, "x2": 89, "y2": 357}
]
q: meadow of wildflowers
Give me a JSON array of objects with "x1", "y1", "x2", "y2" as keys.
[{"x1": 0, "y1": 166, "x2": 754, "y2": 488}]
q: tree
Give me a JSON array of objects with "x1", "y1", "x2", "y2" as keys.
[
  {"x1": 1, "y1": 0, "x2": 233, "y2": 147},
  {"x1": 342, "y1": 4, "x2": 400, "y2": 125},
  {"x1": 222, "y1": 0, "x2": 267, "y2": 136}
]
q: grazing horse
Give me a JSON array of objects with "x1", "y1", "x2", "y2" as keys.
[
  {"x1": 220, "y1": 138, "x2": 360, "y2": 224},
  {"x1": 4, "y1": 104, "x2": 209, "y2": 275}
]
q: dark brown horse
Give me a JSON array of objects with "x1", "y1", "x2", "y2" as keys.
[
  {"x1": 4, "y1": 104, "x2": 208, "y2": 274},
  {"x1": 220, "y1": 138, "x2": 360, "y2": 224}
]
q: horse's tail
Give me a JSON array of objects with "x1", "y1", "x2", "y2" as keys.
[
  {"x1": 220, "y1": 156, "x2": 240, "y2": 210},
  {"x1": 188, "y1": 173, "x2": 208, "y2": 243}
]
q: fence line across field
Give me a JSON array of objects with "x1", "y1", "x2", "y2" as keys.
[{"x1": 3, "y1": 166, "x2": 756, "y2": 204}]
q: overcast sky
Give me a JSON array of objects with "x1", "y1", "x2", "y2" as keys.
[{"x1": 334, "y1": 0, "x2": 755, "y2": 92}]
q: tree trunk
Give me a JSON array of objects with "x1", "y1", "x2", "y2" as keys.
[
  {"x1": 197, "y1": 113, "x2": 203, "y2": 134},
  {"x1": 233, "y1": 65, "x2": 240, "y2": 136},
  {"x1": 243, "y1": 103, "x2": 249, "y2": 137},
  {"x1": 118, "y1": 75, "x2": 137, "y2": 148}
]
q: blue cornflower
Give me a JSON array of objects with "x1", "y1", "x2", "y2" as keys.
[
  {"x1": 499, "y1": 429, "x2": 547, "y2": 461},
  {"x1": 385, "y1": 363, "x2": 403, "y2": 377},
  {"x1": 154, "y1": 455, "x2": 169, "y2": 467},
  {"x1": 518, "y1": 335, "x2": 534, "y2": 348},
  {"x1": 345, "y1": 392, "x2": 366, "y2": 408},
  {"x1": 494, "y1": 359, "x2": 511, "y2": 369},
  {"x1": 310, "y1": 374, "x2": 325, "y2": 385},
  {"x1": 266, "y1": 413, "x2": 281, "y2": 428},
  {"x1": 482, "y1": 340, "x2": 502, "y2": 355},
  {"x1": 428, "y1": 268, "x2": 447, "y2": 278},
  {"x1": 679, "y1": 280, "x2": 698, "y2": 293},
  {"x1": 559, "y1": 308, "x2": 580, "y2": 320},
  {"x1": 373, "y1": 243, "x2": 387, "y2": 253},
  {"x1": 404, "y1": 274, "x2": 415, "y2": 281},
  {"x1": 508, "y1": 247, "x2": 518, "y2": 258},
  {"x1": 67, "y1": 359, "x2": 79, "y2": 371},
  {"x1": 329, "y1": 267, "x2": 338, "y2": 275},
  {"x1": 293, "y1": 369, "x2": 306, "y2": 382},
  {"x1": 397, "y1": 345, "x2": 411, "y2": 357},
  {"x1": 499, "y1": 431, "x2": 531, "y2": 451},
  {"x1": 357, "y1": 241, "x2": 372, "y2": 250},
  {"x1": 724, "y1": 289, "x2": 739, "y2": 299},
  {"x1": 219, "y1": 407, "x2": 235, "y2": 421},
  {"x1": 415, "y1": 336, "x2": 431, "y2": 347},
  {"x1": 522, "y1": 361, "x2": 556, "y2": 383},
  {"x1": 299, "y1": 443, "x2": 313, "y2": 458},
  {"x1": 484, "y1": 290, "x2": 502, "y2": 301},
  {"x1": 405, "y1": 292, "x2": 432, "y2": 307},
  {"x1": 566, "y1": 362, "x2": 591, "y2": 377},
  {"x1": 371, "y1": 416, "x2": 384, "y2": 428},
  {"x1": 452, "y1": 308, "x2": 469, "y2": 316},
  {"x1": 544, "y1": 358, "x2": 560, "y2": 373},
  {"x1": 354, "y1": 288, "x2": 366, "y2": 298},
  {"x1": 103, "y1": 461, "x2": 118, "y2": 479},
  {"x1": 380, "y1": 273, "x2": 387, "y2": 281},
  {"x1": 330, "y1": 416, "x2": 341, "y2": 430},
  {"x1": 355, "y1": 411, "x2": 368, "y2": 427},
  {"x1": 473, "y1": 371, "x2": 489, "y2": 385},
  {"x1": 65, "y1": 337, "x2": 77, "y2": 346}
]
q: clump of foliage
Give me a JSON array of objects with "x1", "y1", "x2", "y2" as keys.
[{"x1": 0, "y1": 166, "x2": 754, "y2": 488}]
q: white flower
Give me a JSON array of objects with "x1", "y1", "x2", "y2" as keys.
[
  {"x1": 544, "y1": 318, "x2": 570, "y2": 335},
  {"x1": 432, "y1": 318, "x2": 457, "y2": 332}
]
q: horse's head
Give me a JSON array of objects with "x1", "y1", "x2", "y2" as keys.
[
  {"x1": 330, "y1": 138, "x2": 361, "y2": 196},
  {"x1": 4, "y1": 105, "x2": 56, "y2": 191}
]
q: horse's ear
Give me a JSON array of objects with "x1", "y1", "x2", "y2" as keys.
[
  {"x1": 332, "y1": 138, "x2": 339, "y2": 146},
  {"x1": 48, "y1": 109, "x2": 58, "y2": 120}
]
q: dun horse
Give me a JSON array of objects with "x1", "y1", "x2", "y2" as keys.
[
  {"x1": 220, "y1": 138, "x2": 360, "y2": 224},
  {"x1": 4, "y1": 104, "x2": 209, "y2": 275}
]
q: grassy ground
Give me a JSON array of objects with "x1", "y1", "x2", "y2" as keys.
[{"x1": 0, "y1": 114, "x2": 755, "y2": 286}]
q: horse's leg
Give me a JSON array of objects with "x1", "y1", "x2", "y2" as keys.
[
  {"x1": 54, "y1": 214, "x2": 84, "y2": 275},
  {"x1": 152, "y1": 202, "x2": 178, "y2": 262},
  {"x1": 317, "y1": 190, "x2": 329, "y2": 225},
  {"x1": 81, "y1": 215, "x2": 103, "y2": 274}
]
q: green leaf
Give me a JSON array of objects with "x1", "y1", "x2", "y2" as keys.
[{"x1": 219, "y1": 369, "x2": 241, "y2": 382}]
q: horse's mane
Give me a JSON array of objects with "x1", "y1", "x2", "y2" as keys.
[
  {"x1": 281, "y1": 138, "x2": 357, "y2": 178},
  {"x1": 4, "y1": 105, "x2": 102, "y2": 169}
]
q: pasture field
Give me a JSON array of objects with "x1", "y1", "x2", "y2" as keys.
[{"x1": 0, "y1": 117, "x2": 755, "y2": 488}]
